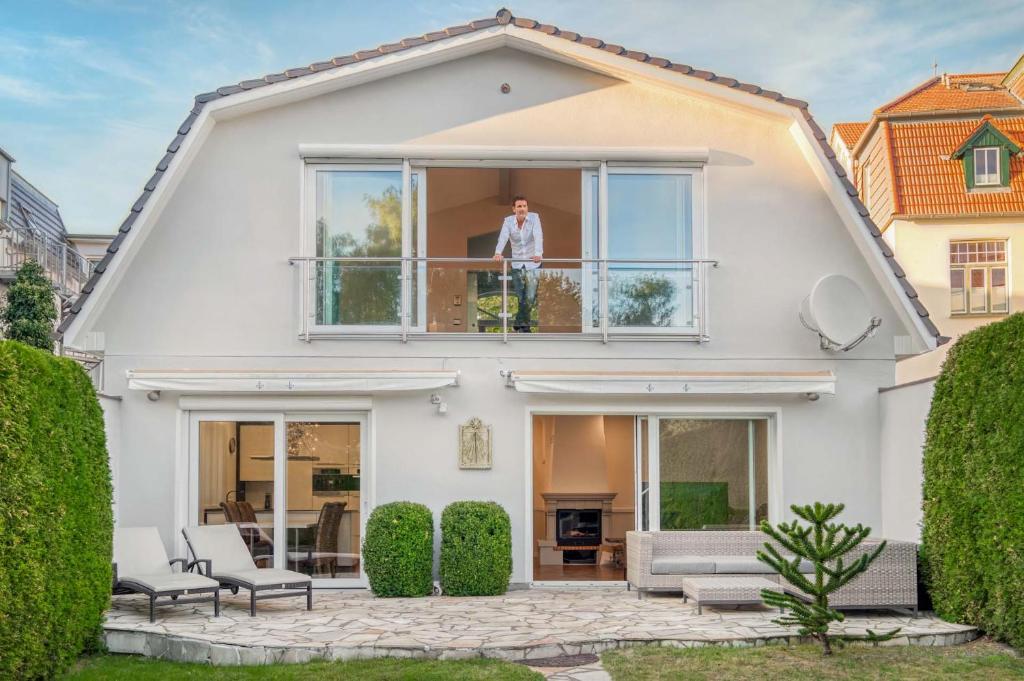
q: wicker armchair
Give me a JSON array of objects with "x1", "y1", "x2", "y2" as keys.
[{"x1": 626, "y1": 530, "x2": 917, "y2": 614}]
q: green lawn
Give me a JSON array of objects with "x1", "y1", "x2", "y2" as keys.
[
  {"x1": 63, "y1": 655, "x2": 542, "y2": 680},
  {"x1": 601, "y1": 639, "x2": 1024, "y2": 680}
]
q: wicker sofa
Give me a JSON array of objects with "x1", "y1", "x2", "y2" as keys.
[{"x1": 625, "y1": 530, "x2": 917, "y2": 614}]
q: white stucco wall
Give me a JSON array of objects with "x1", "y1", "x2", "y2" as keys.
[
  {"x1": 98, "y1": 393, "x2": 122, "y2": 524},
  {"x1": 892, "y1": 217, "x2": 1024, "y2": 382},
  {"x1": 82, "y1": 46, "x2": 917, "y2": 580},
  {"x1": 878, "y1": 378, "x2": 935, "y2": 543}
]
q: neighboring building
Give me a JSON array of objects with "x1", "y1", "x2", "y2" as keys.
[
  {"x1": 0, "y1": 148, "x2": 94, "y2": 302},
  {"x1": 60, "y1": 10, "x2": 943, "y2": 588},
  {"x1": 67, "y1": 233, "x2": 115, "y2": 265},
  {"x1": 831, "y1": 57, "x2": 1024, "y2": 381}
]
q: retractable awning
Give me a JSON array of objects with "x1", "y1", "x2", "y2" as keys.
[
  {"x1": 506, "y1": 370, "x2": 835, "y2": 396},
  {"x1": 126, "y1": 369, "x2": 459, "y2": 393}
]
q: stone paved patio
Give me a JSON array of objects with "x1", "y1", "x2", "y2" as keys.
[{"x1": 104, "y1": 587, "x2": 977, "y2": 667}]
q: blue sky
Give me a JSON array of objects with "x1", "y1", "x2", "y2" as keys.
[{"x1": 1, "y1": 0, "x2": 1022, "y2": 234}]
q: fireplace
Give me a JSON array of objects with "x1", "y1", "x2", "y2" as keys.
[
  {"x1": 556, "y1": 509, "x2": 601, "y2": 547},
  {"x1": 538, "y1": 492, "x2": 616, "y2": 567}
]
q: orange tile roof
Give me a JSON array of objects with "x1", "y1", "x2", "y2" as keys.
[
  {"x1": 889, "y1": 117, "x2": 1024, "y2": 217},
  {"x1": 876, "y1": 73, "x2": 1022, "y2": 115},
  {"x1": 832, "y1": 122, "x2": 868, "y2": 148}
]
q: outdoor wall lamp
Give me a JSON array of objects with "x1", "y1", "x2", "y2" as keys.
[
  {"x1": 146, "y1": 390, "x2": 161, "y2": 402},
  {"x1": 430, "y1": 393, "x2": 448, "y2": 414}
]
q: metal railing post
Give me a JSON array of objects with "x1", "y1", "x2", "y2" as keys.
[
  {"x1": 599, "y1": 259, "x2": 609, "y2": 344},
  {"x1": 302, "y1": 259, "x2": 310, "y2": 343},
  {"x1": 501, "y1": 258, "x2": 509, "y2": 343},
  {"x1": 400, "y1": 257, "x2": 410, "y2": 343}
]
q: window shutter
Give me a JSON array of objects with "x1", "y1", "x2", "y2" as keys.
[
  {"x1": 1000, "y1": 148, "x2": 1011, "y2": 186},
  {"x1": 964, "y1": 152, "x2": 975, "y2": 190}
]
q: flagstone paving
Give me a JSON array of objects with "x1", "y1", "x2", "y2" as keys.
[{"x1": 103, "y1": 587, "x2": 978, "y2": 666}]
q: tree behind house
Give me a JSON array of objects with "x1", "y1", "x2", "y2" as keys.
[{"x1": 1, "y1": 260, "x2": 57, "y2": 352}]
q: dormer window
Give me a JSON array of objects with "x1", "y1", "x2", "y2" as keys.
[
  {"x1": 973, "y1": 147, "x2": 1000, "y2": 186},
  {"x1": 951, "y1": 117, "x2": 1020, "y2": 191}
]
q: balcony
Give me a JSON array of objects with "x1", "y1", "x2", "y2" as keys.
[
  {"x1": 0, "y1": 220, "x2": 92, "y2": 300},
  {"x1": 289, "y1": 256, "x2": 717, "y2": 342}
]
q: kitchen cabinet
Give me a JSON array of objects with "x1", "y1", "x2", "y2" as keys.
[{"x1": 238, "y1": 423, "x2": 273, "y2": 482}]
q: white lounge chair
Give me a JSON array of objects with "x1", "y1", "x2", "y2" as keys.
[
  {"x1": 183, "y1": 524, "x2": 313, "y2": 616},
  {"x1": 113, "y1": 527, "x2": 221, "y2": 622}
]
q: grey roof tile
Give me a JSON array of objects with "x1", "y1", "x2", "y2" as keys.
[{"x1": 57, "y1": 7, "x2": 943, "y2": 344}]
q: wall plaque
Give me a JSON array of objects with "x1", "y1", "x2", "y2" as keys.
[{"x1": 459, "y1": 417, "x2": 492, "y2": 469}]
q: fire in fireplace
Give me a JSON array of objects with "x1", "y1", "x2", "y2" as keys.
[{"x1": 556, "y1": 509, "x2": 601, "y2": 547}]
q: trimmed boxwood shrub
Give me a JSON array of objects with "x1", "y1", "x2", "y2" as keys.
[
  {"x1": 922, "y1": 313, "x2": 1024, "y2": 647},
  {"x1": 440, "y1": 501, "x2": 512, "y2": 596},
  {"x1": 362, "y1": 502, "x2": 434, "y2": 597},
  {"x1": 0, "y1": 341, "x2": 113, "y2": 679}
]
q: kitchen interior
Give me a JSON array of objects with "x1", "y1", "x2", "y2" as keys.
[{"x1": 197, "y1": 420, "x2": 361, "y2": 578}]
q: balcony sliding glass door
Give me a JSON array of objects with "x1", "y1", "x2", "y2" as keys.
[{"x1": 303, "y1": 162, "x2": 704, "y2": 337}]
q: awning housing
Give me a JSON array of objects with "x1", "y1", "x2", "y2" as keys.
[
  {"x1": 507, "y1": 370, "x2": 835, "y2": 395},
  {"x1": 126, "y1": 369, "x2": 459, "y2": 394}
]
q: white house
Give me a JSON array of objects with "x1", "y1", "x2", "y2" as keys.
[
  {"x1": 830, "y1": 61, "x2": 1024, "y2": 382},
  {"x1": 61, "y1": 9, "x2": 944, "y2": 588}
]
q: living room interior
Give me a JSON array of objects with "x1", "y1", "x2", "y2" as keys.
[{"x1": 532, "y1": 414, "x2": 636, "y2": 582}]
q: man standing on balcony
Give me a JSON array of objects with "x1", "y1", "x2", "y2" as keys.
[{"x1": 493, "y1": 195, "x2": 543, "y2": 332}]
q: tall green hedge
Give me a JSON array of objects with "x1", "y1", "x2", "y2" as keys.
[
  {"x1": 0, "y1": 341, "x2": 113, "y2": 679},
  {"x1": 922, "y1": 313, "x2": 1024, "y2": 647},
  {"x1": 362, "y1": 502, "x2": 434, "y2": 597},
  {"x1": 440, "y1": 501, "x2": 512, "y2": 596}
]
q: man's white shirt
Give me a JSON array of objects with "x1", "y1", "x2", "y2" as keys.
[{"x1": 494, "y1": 212, "x2": 543, "y2": 270}]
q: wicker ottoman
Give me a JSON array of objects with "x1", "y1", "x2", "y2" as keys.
[{"x1": 680, "y1": 576, "x2": 782, "y2": 615}]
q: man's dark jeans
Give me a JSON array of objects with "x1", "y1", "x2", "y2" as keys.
[{"x1": 511, "y1": 267, "x2": 538, "y2": 331}]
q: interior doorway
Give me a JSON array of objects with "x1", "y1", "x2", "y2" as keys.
[{"x1": 531, "y1": 414, "x2": 636, "y2": 582}]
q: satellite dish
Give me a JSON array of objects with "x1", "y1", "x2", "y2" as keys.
[{"x1": 799, "y1": 275, "x2": 881, "y2": 351}]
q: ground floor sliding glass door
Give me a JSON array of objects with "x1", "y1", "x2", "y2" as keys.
[
  {"x1": 190, "y1": 412, "x2": 368, "y2": 588},
  {"x1": 645, "y1": 417, "x2": 769, "y2": 532}
]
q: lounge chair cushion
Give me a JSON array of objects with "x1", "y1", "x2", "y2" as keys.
[
  {"x1": 114, "y1": 527, "x2": 173, "y2": 577},
  {"x1": 119, "y1": 571, "x2": 219, "y2": 594},
  {"x1": 650, "y1": 556, "x2": 716, "y2": 575},
  {"x1": 184, "y1": 525, "x2": 259, "y2": 573},
  {"x1": 214, "y1": 568, "x2": 312, "y2": 587}
]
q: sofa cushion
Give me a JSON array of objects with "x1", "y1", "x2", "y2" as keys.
[
  {"x1": 713, "y1": 555, "x2": 814, "y2": 574},
  {"x1": 713, "y1": 556, "x2": 776, "y2": 574},
  {"x1": 650, "y1": 556, "x2": 716, "y2": 575}
]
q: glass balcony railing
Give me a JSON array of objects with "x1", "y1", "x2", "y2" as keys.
[{"x1": 289, "y1": 257, "x2": 717, "y2": 342}]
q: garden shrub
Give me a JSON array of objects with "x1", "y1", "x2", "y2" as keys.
[
  {"x1": 0, "y1": 341, "x2": 113, "y2": 679},
  {"x1": 922, "y1": 313, "x2": 1024, "y2": 647},
  {"x1": 440, "y1": 501, "x2": 512, "y2": 596},
  {"x1": 362, "y1": 502, "x2": 434, "y2": 597}
]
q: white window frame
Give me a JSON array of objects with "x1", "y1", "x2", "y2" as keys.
[
  {"x1": 303, "y1": 163, "x2": 406, "y2": 334},
  {"x1": 303, "y1": 160, "x2": 706, "y2": 338},
  {"x1": 186, "y1": 410, "x2": 372, "y2": 589},
  {"x1": 949, "y1": 239, "x2": 1010, "y2": 316},
  {"x1": 973, "y1": 147, "x2": 1000, "y2": 187},
  {"x1": 602, "y1": 166, "x2": 705, "y2": 336}
]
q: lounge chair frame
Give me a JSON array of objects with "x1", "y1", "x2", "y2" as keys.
[
  {"x1": 183, "y1": 529, "x2": 312, "y2": 616},
  {"x1": 112, "y1": 557, "x2": 221, "y2": 623}
]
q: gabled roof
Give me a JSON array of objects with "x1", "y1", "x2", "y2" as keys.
[
  {"x1": 875, "y1": 73, "x2": 1022, "y2": 116},
  {"x1": 57, "y1": 8, "x2": 945, "y2": 348},
  {"x1": 888, "y1": 116, "x2": 1024, "y2": 217},
  {"x1": 950, "y1": 115, "x2": 1023, "y2": 158},
  {"x1": 9, "y1": 171, "x2": 67, "y2": 242},
  {"x1": 832, "y1": 122, "x2": 869, "y2": 150}
]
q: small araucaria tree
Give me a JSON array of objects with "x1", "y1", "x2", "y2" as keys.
[
  {"x1": 1, "y1": 260, "x2": 57, "y2": 352},
  {"x1": 756, "y1": 502, "x2": 899, "y2": 655}
]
